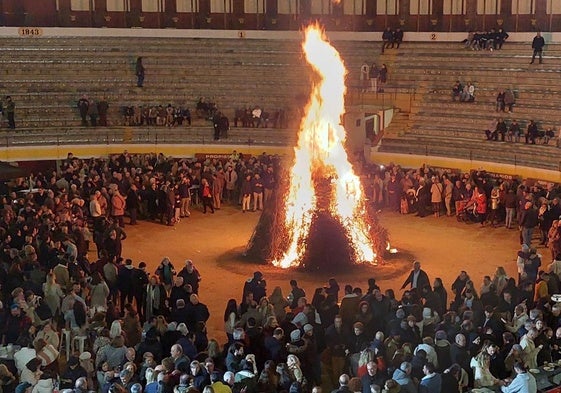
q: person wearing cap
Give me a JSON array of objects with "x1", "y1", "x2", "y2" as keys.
[
  {"x1": 434, "y1": 331, "x2": 451, "y2": 373},
  {"x1": 499, "y1": 361, "x2": 537, "y2": 392},
  {"x1": 178, "y1": 259, "x2": 201, "y2": 295},
  {"x1": 392, "y1": 362, "x2": 417, "y2": 393}
]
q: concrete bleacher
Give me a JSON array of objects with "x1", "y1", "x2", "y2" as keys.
[
  {"x1": 377, "y1": 41, "x2": 561, "y2": 170},
  {"x1": 0, "y1": 36, "x2": 378, "y2": 141}
]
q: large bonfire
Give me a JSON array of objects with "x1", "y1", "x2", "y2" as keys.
[{"x1": 246, "y1": 24, "x2": 388, "y2": 270}]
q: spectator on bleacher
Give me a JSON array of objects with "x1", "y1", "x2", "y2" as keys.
[
  {"x1": 4, "y1": 96, "x2": 15, "y2": 129},
  {"x1": 165, "y1": 105, "x2": 174, "y2": 127},
  {"x1": 460, "y1": 82, "x2": 474, "y2": 102},
  {"x1": 77, "y1": 95, "x2": 89, "y2": 126},
  {"x1": 530, "y1": 32, "x2": 545, "y2": 64},
  {"x1": 462, "y1": 31, "x2": 474, "y2": 48},
  {"x1": 451, "y1": 80, "x2": 463, "y2": 101},
  {"x1": 98, "y1": 98, "x2": 109, "y2": 126},
  {"x1": 212, "y1": 112, "x2": 222, "y2": 140},
  {"x1": 504, "y1": 89, "x2": 515, "y2": 113},
  {"x1": 392, "y1": 28, "x2": 403, "y2": 49},
  {"x1": 136, "y1": 57, "x2": 145, "y2": 87},
  {"x1": 381, "y1": 27, "x2": 393, "y2": 53},
  {"x1": 507, "y1": 119, "x2": 521, "y2": 142},
  {"x1": 360, "y1": 62, "x2": 369, "y2": 92},
  {"x1": 485, "y1": 118, "x2": 499, "y2": 141},
  {"x1": 525, "y1": 120, "x2": 538, "y2": 144},
  {"x1": 88, "y1": 99, "x2": 99, "y2": 127},
  {"x1": 133, "y1": 105, "x2": 142, "y2": 126},
  {"x1": 378, "y1": 65, "x2": 388, "y2": 93},
  {"x1": 156, "y1": 105, "x2": 166, "y2": 126},
  {"x1": 496, "y1": 90, "x2": 506, "y2": 112},
  {"x1": 494, "y1": 28, "x2": 509, "y2": 50},
  {"x1": 497, "y1": 118, "x2": 507, "y2": 142},
  {"x1": 369, "y1": 63, "x2": 379, "y2": 93}
]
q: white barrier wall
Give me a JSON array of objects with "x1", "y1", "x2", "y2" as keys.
[{"x1": 2, "y1": 27, "x2": 557, "y2": 43}]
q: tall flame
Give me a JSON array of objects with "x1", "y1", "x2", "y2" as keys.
[{"x1": 272, "y1": 24, "x2": 376, "y2": 268}]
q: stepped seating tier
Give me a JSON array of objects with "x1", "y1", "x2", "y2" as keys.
[
  {"x1": 378, "y1": 41, "x2": 561, "y2": 170},
  {"x1": 0, "y1": 36, "x2": 378, "y2": 139}
]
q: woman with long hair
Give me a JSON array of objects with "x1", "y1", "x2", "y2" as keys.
[
  {"x1": 223, "y1": 298, "x2": 239, "y2": 344},
  {"x1": 89, "y1": 271, "x2": 110, "y2": 312},
  {"x1": 145, "y1": 275, "x2": 166, "y2": 320},
  {"x1": 42, "y1": 272, "x2": 63, "y2": 317},
  {"x1": 122, "y1": 304, "x2": 142, "y2": 348},
  {"x1": 470, "y1": 349, "x2": 499, "y2": 388},
  {"x1": 548, "y1": 220, "x2": 561, "y2": 261},
  {"x1": 492, "y1": 266, "x2": 509, "y2": 296},
  {"x1": 433, "y1": 278, "x2": 448, "y2": 312},
  {"x1": 256, "y1": 297, "x2": 274, "y2": 326},
  {"x1": 268, "y1": 286, "x2": 289, "y2": 322},
  {"x1": 286, "y1": 354, "x2": 304, "y2": 384}
]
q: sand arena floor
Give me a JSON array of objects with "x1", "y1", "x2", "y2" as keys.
[{"x1": 118, "y1": 205, "x2": 524, "y2": 341}]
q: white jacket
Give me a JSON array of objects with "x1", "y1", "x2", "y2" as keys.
[{"x1": 31, "y1": 378, "x2": 53, "y2": 393}]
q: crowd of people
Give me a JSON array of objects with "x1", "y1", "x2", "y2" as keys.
[
  {"x1": 359, "y1": 63, "x2": 388, "y2": 93},
  {"x1": 462, "y1": 28, "x2": 509, "y2": 51},
  {"x1": 484, "y1": 117, "x2": 556, "y2": 145},
  {"x1": 451, "y1": 81, "x2": 475, "y2": 103},
  {"x1": 381, "y1": 27, "x2": 403, "y2": 53},
  {"x1": 0, "y1": 152, "x2": 557, "y2": 393},
  {"x1": 120, "y1": 104, "x2": 192, "y2": 128}
]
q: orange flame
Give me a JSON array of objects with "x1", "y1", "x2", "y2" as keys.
[{"x1": 272, "y1": 24, "x2": 376, "y2": 269}]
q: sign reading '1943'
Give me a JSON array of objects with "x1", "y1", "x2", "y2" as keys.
[{"x1": 18, "y1": 27, "x2": 43, "y2": 37}]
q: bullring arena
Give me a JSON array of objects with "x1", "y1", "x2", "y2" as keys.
[{"x1": 2, "y1": 1, "x2": 561, "y2": 392}]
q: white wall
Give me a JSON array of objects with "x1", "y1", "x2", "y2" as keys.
[{"x1": 2, "y1": 27, "x2": 557, "y2": 43}]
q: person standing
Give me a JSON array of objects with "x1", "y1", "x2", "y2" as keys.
[
  {"x1": 126, "y1": 184, "x2": 140, "y2": 225},
  {"x1": 97, "y1": 98, "x2": 109, "y2": 126},
  {"x1": 77, "y1": 95, "x2": 89, "y2": 126},
  {"x1": 378, "y1": 64, "x2": 388, "y2": 93},
  {"x1": 178, "y1": 176, "x2": 191, "y2": 218},
  {"x1": 136, "y1": 57, "x2": 145, "y2": 87},
  {"x1": 430, "y1": 177, "x2": 443, "y2": 218},
  {"x1": 262, "y1": 166, "x2": 275, "y2": 207},
  {"x1": 4, "y1": 96, "x2": 15, "y2": 129},
  {"x1": 252, "y1": 173, "x2": 264, "y2": 212},
  {"x1": 369, "y1": 63, "x2": 379, "y2": 93},
  {"x1": 443, "y1": 177, "x2": 453, "y2": 217},
  {"x1": 360, "y1": 61, "x2": 369, "y2": 92},
  {"x1": 88, "y1": 98, "x2": 98, "y2": 127},
  {"x1": 241, "y1": 174, "x2": 252, "y2": 213},
  {"x1": 519, "y1": 201, "x2": 538, "y2": 247},
  {"x1": 530, "y1": 31, "x2": 545, "y2": 64},
  {"x1": 200, "y1": 178, "x2": 215, "y2": 214},
  {"x1": 111, "y1": 187, "x2": 126, "y2": 228}
]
